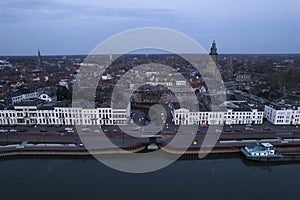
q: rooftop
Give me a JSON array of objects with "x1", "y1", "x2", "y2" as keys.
[
  {"x1": 225, "y1": 101, "x2": 254, "y2": 112},
  {"x1": 266, "y1": 103, "x2": 300, "y2": 110}
]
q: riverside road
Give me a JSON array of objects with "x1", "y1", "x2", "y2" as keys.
[{"x1": 0, "y1": 121, "x2": 299, "y2": 150}]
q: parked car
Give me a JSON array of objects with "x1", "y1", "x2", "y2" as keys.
[
  {"x1": 79, "y1": 143, "x2": 84, "y2": 147},
  {"x1": 264, "y1": 127, "x2": 272, "y2": 131},
  {"x1": 113, "y1": 129, "x2": 119, "y2": 133},
  {"x1": 40, "y1": 128, "x2": 47, "y2": 132},
  {"x1": 9, "y1": 129, "x2": 17, "y2": 132},
  {"x1": 20, "y1": 129, "x2": 27, "y2": 132},
  {"x1": 224, "y1": 128, "x2": 232, "y2": 132},
  {"x1": 0, "y1": 129, "x2": 8, "y2": 133},
  {"x1": 245, "y1": 127, "x2": 254, "y2": 131},
  {"x1": 81, "y1": 127, "x2": 90, "y2": 132}
]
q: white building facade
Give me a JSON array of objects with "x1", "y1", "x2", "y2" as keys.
[
  {"x1": 0, "y1": 106, "x2": 127, "y2": 126},
  {"x1": 12, "y1": 92, "x2": 40, "y2": 105},
  {"x1": 264, "y1": 105, "x2": 300, "y2": 125},
  {"x1": 224, "y1": 109, "x2": 263, "y2": 125},
  {"x1": 0, "y1": 103, "x2": 264, "y2": 126},
  {"x1": 174, "y1": 108, "x2": 263, "y2": 125}
]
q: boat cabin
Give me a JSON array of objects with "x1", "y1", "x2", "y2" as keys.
[{"x1": 244, "y1": 143, "x2": 276, "y2": 156}]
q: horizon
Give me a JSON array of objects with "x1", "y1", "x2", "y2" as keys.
[{"x1": 1, "y1": 52, "x2": 300, "y2": 57}]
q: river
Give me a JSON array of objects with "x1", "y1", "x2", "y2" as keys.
[{"x1": 0, "y1": 155, "x2": 299, "y2": 200}]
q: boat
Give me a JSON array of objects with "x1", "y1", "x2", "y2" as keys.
[{"x1": 241, "y1": 143, "x2": 283, "y2": 161}]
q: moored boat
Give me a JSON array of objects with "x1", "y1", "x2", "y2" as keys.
[{"x1": 241, "y1": 143, "x2": 284, "y2": 161}]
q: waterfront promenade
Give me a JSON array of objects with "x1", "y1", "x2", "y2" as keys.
[{"x1": 0, "y1": 122, "x2": 300, "y2": 158}]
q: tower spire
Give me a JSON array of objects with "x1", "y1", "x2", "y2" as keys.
[
  {"x1": 209, "y1": 40, "x2": 218, "y2": 64},
  {"x1": 109, "y1": 53, "x2": 113, "y2": 65},
  {"x1": 37, "y1": 49, "x2": 43, "y2": 68}
]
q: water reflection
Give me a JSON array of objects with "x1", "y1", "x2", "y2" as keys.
[{"x1": 0, "y1": 154, "x2": 299, "y2": 200}]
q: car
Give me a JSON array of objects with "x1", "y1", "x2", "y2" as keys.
[
  {"x1": 113, "y1": 129, "x2": 119, "y2": 133},
  {"x1": 20, "y1": 129, "x2": 27, "y2": 132},
  {"x1": 40, "y1": 128, "x2": 47, "y2": 132},
  {"x1": 9, "y1": 129, "x2": 17, "y2": 132},
  {"x1": 245, "y1": 127, "x2": 254, "y2": 131},
  {"x1": 57, "y1": 129, "x2": 64, "y2": 132},
  {"x1": 0, "y1": 129, "x2": 8, "y2": 133},
  {"x1": 224, "y1": 128, "x2": 232, "y2": 132},
  {"x1": 134, "y1": 126, "x2": 142, "y2": 131},
  {"x1": 264, "y1": 127, "x2": 272, "y2": 131},
  {"x1": 81, "y1": 127, "x2": 90, "y2": 132},
  {"x1": 235, "y1": 129, "x2": 243, "y2": 132},
  {"x1": 79, "y1": 143, "x2": 84, "y2": 147}
]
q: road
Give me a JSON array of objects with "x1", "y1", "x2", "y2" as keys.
[{"x1": 0, "y1": 122, "x2": 299, "y2": 150}]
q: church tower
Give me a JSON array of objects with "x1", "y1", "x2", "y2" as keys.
[
  {"x1": 37, "y1": 49, "x2": 43, "y2": 68},
  {"x1": 109, "y1": 53, "x2": 113, "y2": 65},
  {"x1": 209, "y1": 40, "x2": 218, "y2": 64}
]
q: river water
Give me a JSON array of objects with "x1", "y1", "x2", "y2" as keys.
[{"x1": 0, "y1": 155, "x2": 299, "y2": 200}]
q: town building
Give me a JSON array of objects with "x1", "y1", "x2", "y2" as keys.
[
  {"x1": 12, "y1": 92, "x2": 40, "y2": 104},
  {"x1": 173, "y1": 101, "x2": 264, "y2": 125},
  {"x1": 235, "y1": 72, "x2": 252, "y2": 82},
  {"x1": 0, "y1": 100, "x2": 264, "y2": 127},
  {"x1": 0, "y1": 60, "x2": 13, "y2": 68},
  {"x1": 0, "y1": 101, "x2": 127, "y2": 126},
  {"x1": 264, "y1": 104, "x2": 300, "y2": 125}
]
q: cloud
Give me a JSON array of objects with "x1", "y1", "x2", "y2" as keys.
[
  {"x1": 0, "y1": 0, "x2": 181, "y2": 24},
  {"x1": 0, "y1": 0, "x2": 68, "y2": 22}
]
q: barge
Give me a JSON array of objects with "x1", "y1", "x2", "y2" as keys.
[{"x1": 241, "y1": 143, "x2": 300, "y2": 162}]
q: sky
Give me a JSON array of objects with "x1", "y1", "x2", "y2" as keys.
[{"x1": 0, "y1": 0, "x2": 299, "y2": 55}]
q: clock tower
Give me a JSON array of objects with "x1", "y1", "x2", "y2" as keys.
[{"x1": 209, "y1": 40, "x2": 218, "y2": 64}]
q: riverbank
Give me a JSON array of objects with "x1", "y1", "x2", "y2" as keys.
[
  {"x1": 2, "y1": 142, "x2": 300, "y2": 159},
  {"x1": 0, "y1": 145, "x2": 145, "y2": 158}
]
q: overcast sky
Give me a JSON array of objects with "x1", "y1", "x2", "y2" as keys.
[{"x1": 0, "y1": 0, "x2": 299, "y2": 55}]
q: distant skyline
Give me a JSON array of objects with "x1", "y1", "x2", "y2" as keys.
[{"x1": 0, "y1": 0, "x2": 300, "y2": 55}]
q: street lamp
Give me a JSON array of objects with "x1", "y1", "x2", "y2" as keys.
[
  {"x1": 43, "y1": 133, "x2": 46, "y2": 147},
  {"x1": 292, "y1": 131, "x2": 295, "y2": 143},
  {"x1": 122, "y1": 131, "x2": 125, "y2": 145},
  {"x1": 4, "y1": 132, "x2": 8, "y2": 143}
]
